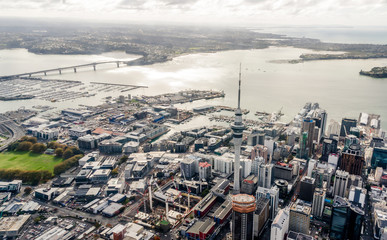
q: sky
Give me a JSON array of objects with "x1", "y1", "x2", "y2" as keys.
[{"x1": 0, "y1": 0, "x2": 387, "y2": 27}]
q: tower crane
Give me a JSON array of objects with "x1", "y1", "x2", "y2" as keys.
[{"x1": 180, "y1": 165, "x2": 191, "y2": 210}]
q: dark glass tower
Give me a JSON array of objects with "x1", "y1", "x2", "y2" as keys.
[{"x1": 330, "y1": 196, "x2": 364, "y2": 240}]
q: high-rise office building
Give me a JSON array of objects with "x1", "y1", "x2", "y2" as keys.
[
  {"x1": 371, "y1": 147, "x2": 387, "y2": 169},
  {"x1": 321, "y1": 137, "x2": 338, "y2": 162},
  {"x1": 298, "y1": 131, "x2": 308, "y2": 159},
  {"x1": 253, "y1": 156, "x2": 273, "y2": 189},
  {"x1": 333, "y1": 170, "x2": 349, "y2": 198},
  {"x1": 312, "y1": 167, "x2": 333, "y2": 189},
  {"x1": 299, "y1": 176, "x2": 315, "y2": 202},
  {"x1": 311, "y1": 188, "x2": 326, "y2": 218},
  {"x1": 270, "y1": 208, "x2": 290, "y2": 240},
  {"x1": 312, "y1": 109, "x2": 327, "y2": 141},
  {"x1": 340, "y1": 118, "x2": 357, "y2": 137},
  {"x1": 253, "y1": 197, "x2": 270, "y2": 238},
  {"x1": 232, "y1": 65, "x2": 245, "y2": 194},
  {"x1": 340, "y1": 144, "x2": 364, "y2": 176},
  {"x1": 180, "y1": 158, "x2": 196, "y2": 179},
  {"x1": 256, "y1": 186, "x2": 279, "y2": 221},
  {"x1": 327, "y1": 119, "x2": 341, "y2": 137},
  {"x1": 232, "y1": 194, "x2": 256, "y2": 240},
  {"x1": 348, "y1": 186, "x2": 367, "y2": 208},
  {"x1": 289, "y1": 199, "x2": 311, "y2": 234},
  {"x1": 330, "y1": 196, "x2": 364, "y2": 240},
  {"x1": 299, "y1": 118, "x2": 316, "y2": 159}
]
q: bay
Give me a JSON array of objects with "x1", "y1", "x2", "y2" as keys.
[{"x1": 0, "y1": 47, "x2": 386, "y2": 130}]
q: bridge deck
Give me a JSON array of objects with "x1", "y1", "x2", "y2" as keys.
[{"x1": 0, "y1": 60, "x2": 127, "y2": 79}]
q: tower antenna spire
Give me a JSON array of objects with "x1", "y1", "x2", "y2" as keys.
[{"x1": 238, "y1": 63, "x2": 241, "y2": 109}]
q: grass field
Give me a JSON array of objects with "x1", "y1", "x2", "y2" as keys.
[{"x1": 0, "y1": 151, "x2": 62, "y2": 173}]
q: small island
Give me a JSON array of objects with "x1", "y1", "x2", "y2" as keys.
[{"x1": 359, "y1": 66, "x2": 387, "y2": 78}]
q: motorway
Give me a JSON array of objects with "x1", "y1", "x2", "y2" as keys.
[{"x1": 0, "y1": 114, "x2": 24, "y2": 152}]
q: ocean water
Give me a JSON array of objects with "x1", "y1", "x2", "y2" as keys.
[
  {"x1": 253, "y1": 26, "x2": 387, "y2": 44},
  {"x1": 0, "y1": 47, "x2": 386, "y2": 130}
]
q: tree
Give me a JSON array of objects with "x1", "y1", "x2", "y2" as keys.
[
  {"x1": 111, "y1": 168, "x2": 119, "y2": 176},
  {"x1": 8, "y1": 141, "x2": 19, "y2": 151},
  {"x1": 31, "y1": 143, "x2": 47, "y2": 153},
  {"x1": 68, "y1": 146, "x2": 82, "y2": 155},
  {"x1": 24, "y1": 187, "x2": 32, "y2": 195},
  {"x1": 119, "y1": 155, "x2": 128, "y2": 165},
  {"x1": 62, "y1": 149, "x2": 74, "y2": 159},
  {"x1": 201, "y1": 188, "x2": 210, "y2": 198},
  {"x1": 53, "y1": 154, "x2": 82, "y2": 176},
  {"x1": 47, "y1": 141, "x2": 60, "y2": 149},
  {"x1": 55, "y1": 148, "x2": 64, "y2": 157},
  {"x1": 17, "y1": 141, "x2": 33, "y2": 151},
  {"x1": 21, "y1": 136, "x2": 37, "y2": 144}
]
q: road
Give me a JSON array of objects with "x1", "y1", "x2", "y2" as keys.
[
  {"x1": 34, "y1": 199, "x2": 119, "y2": 226},
  {"x1": 0, "y1": 115, "x2": 24, "y2": 152},
  {"x1": 361, "y1": 192, "x2": 375, "y2": 240}
]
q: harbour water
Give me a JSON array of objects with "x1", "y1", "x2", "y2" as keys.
[
  {"x1": 254, "y1": 26, "x2": 387, "y2": 44},
  {"x1": 0, "y1": 47, "x2": 387, "y2": 130}
]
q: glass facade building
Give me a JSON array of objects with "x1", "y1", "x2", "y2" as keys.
[
  {"x1": 371, "y1": 147, "x2": 387, "y2": 169},
  {"x1": 330, "y1": 196, "x2": 364, "y2": 240}
]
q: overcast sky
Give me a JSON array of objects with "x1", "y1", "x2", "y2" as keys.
[{"x1": 0, "y1": 0, "x2": 386, "y2": 26}]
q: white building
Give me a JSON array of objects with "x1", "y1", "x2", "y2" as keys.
[
  {"x1": 213, "y1": 155, "x2": 233, "y2": 174},
  {"x1": 198, "y1": 162, "x2": 211, "y2": 181},
  {"x1": 123, "y1": 141, "x2": 139, "y2": 154},
  {"x1": 265, "y1": 137, "x2": 275, "y2": 157},
  {"x1": 312, "y1": 188, "x2": 326, "y2": 218},
  {"x1": 0, "y1": 215, "x2": 31, "y2": 238},
  {"x1": 271, "y1": 208, "x2": 289, "y2": 240},
  {"x1": 333, "y1": 170, "x2": 349, "y2": 197},
  {"x1": 259, "y1": 165, "x2": 273, "y2": 189},
  {"x1": 240, "y1": 158, "x2": 252, "y2": 178},
  {"x1": 90, "y1": 169, "x2": 111, "y2": 183},
  {"x1": 328, "y1": 153, "x2": 339, "y2": 169},
  {"x1": 375, "y1": 167, "x2": 383, "y2": 182},
  {"x1": 68, "y1": 126, "x2": 90, "y2": 139},
  {"x1": 348, "y1": 186, "x2": 367, "y2": 208},
  {"x1": 327, "y1": 120, "x2": 340, "y2": 136}
]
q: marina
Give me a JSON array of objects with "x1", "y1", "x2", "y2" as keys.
[{"x1": 0, "y1": 78, "x2": 147, "y2": 103}]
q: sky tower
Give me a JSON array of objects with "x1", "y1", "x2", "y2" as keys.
[{"x1": 232, "y1": 64, "x2": 245, "y2": 194}]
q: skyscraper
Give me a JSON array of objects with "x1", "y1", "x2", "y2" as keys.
[
  {"x1": 256, "y1": 186, "x2": 279, "y2": 221},
  {"x1": 340, "y1": 144, "x2": 364, "y2": 176},
  {"x1": 312, "y1": 188, "x2": 326, "y2": 218},
  {"x1": 330, "y1": 196, "x2": 364, "y2": 240},
  {"x1": 333, "y1": 170, "x2": 349, "y2": 197},
  {"x1": 232, "y1": 64, "x2": 245, "y2": 194},
  {"x1": 289, "y1": 199, "x2": 311, "y2": 234},
  {"x1": 340, "y1": 118, "x2": 357, "y2": 137},
  {"x1": 301, "y1": 118, "x2": 316, "y2": 158},
  {"x1": 321, "y1": 137, "x2": 338, "y2": 162},
  {"x1": 299, "y1": 176, "x2": 315, "y2": 202},
  {"x1": 232, "y1": 194, "x2": 256, "y2": 240}
]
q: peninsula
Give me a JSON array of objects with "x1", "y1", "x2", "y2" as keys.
[{"x1": 360, "y1": 66, "x2": 387, "y2": 78}]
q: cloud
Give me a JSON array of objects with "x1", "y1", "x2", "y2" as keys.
[{"x1": 0, "y1": 0, "x2": 386, "y2": 26}]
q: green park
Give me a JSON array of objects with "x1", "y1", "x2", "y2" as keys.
[{"x1": 0, "y1": 151, "x2": 62, "y2": 173}]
